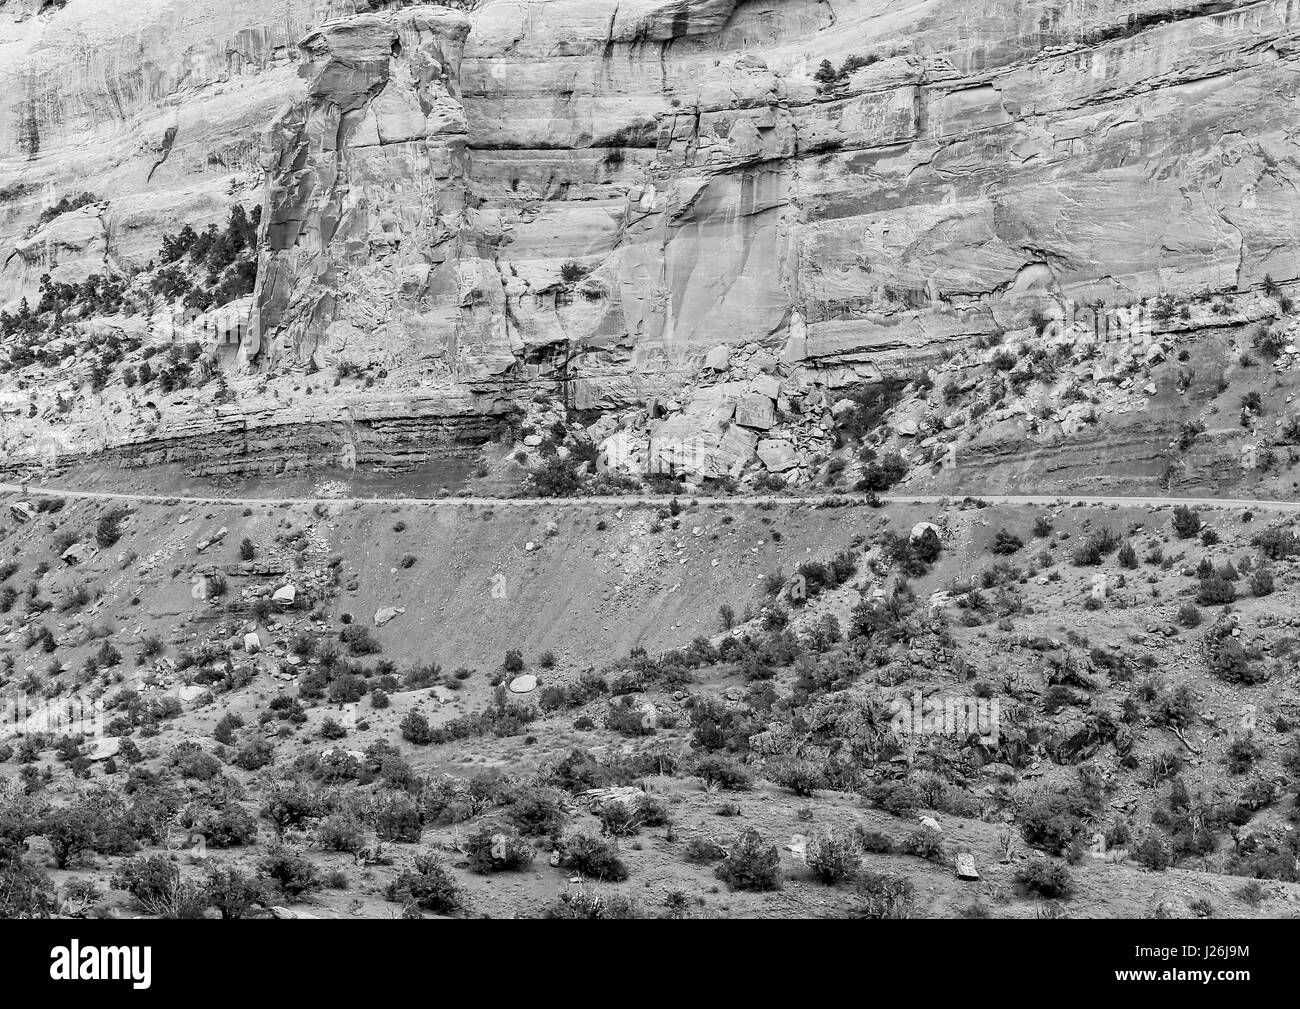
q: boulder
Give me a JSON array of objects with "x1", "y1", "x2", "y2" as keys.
[
  {"x1": 508, "y1": 674, "x2": 537, "y2": 693},
  {"x1": 86, "y1": 737, "x2": 120, "y2": 761},
  {"x1": 272, "y1": 584, "x2": 297, "y2": 606},
  {"x1": 735, "y1": 393, "x2": 774, "y2": 430},
  {"x1": 955, "y1": 852, "x2": 980, "y2": 881},
  {"x1": 704, "y1": 345, "x2": 731, "y2": 371},
  {"x1": 756, "y1": 438, "x2": 798, "y2": 472},
  {"x1": 268, "y1": 906, "x2": 320, "y2": 920},
  {"x1": 911, "y1": 521, "x2": 942, "y2": 542},
  {"x1": 243, "y1": 632, "x2": 261, "y2": 654},
  {"x1": 749, "y1": 374, "x2": 780, "y2": 400},
  {"x1": 373, "y1": 606, "x2": 405, "y2": 626}
]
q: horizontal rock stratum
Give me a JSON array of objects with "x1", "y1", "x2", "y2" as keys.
[{"x1": 1, "y1": 0, "x2": 1298, "y2": 487}]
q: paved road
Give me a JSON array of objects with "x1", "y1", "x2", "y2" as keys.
[{"x1": 0, "y1": 482, "x2": 1295, "y2": 512}]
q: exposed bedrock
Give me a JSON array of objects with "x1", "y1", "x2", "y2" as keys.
[{"x1": 2, "y1": 0, "x2": 1299, "y2": 481}]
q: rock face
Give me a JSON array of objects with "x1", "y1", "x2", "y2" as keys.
[{"x1": 3, "y1": 1, "x2": 1300, "y2": 484}]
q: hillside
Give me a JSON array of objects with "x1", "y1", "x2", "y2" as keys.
[{"x1": 2, "y1": 489, "x2": 1299, "y2": 919}]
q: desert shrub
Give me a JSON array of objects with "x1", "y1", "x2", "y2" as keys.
[
  {"x1": 1208, "y1": 638, "x2": 1266, "y2": 685},
  {"x1": 111, "y1": 854, "x2": 178, "y2": 905},
  {"x1": 340, "y1": 625, "x2": 381, "y2": 656},
  {"x1": 1252, "y1": 527, "x2": 1300, "y2": 560},
  {"x1": 1196, "y1": 576, "x2": 1235, "y2": 605},
  {"x1": 464, "y1": 823, "x2": 534, "y2": 873},
  {"x1": 850, "y1": 872, "x2": 913, "y2": 919},
  {"x1": 1249, "y1": 568, "x2": 1275, "y2": 596},
  {"x1": 862, "y1": 781, "x2": 920, "y2": 818},
  {"x1": 529, "y1": 456, "x2": 584, "y2": 496},
  {"x1": 232, "y1": 738, "x2": 275, "y2": 771},
  {"x1": 1225, "y1": 735, "x2": 1265, "y2": 775},
  {"x1": 179, "y1": 802, "x2": 257, "y2": 848},
  {"x1": 400, "y1": 710, "x2": 434, "y2": 745},
  {"x1": 504, "y1": 784, "x2": 568, "y2": 837},
  {"x1": 684, "y1": 836, "x2": 726, "y2": 862},
  {"x1": 595, "y1": 800, "x2": 643, "y2": 837},
  {"x1": 1018, "y1": 789, "x2": 1088, "y2": 855},
  {"x1": 1176, "y1": 602, "x2": 1201, "y2": 628},
  {"x1": 901, "y1": 826, "x2": 946, "y2": 863},
  {"x1": 543, "y1": 886, "x2": 640, "y2": 919},
  {"x1": 259, "y1": 782, "x2": 321, "y2": 836},
  {"x1": 992, "y1": 528, "x2": 1023, "y2": 555},
  {"x1": 1015, "y1": 858, "x2": 1074, "y2": 899},
  {"x1": 694, "y1": 754, "x2": 753, "y2": 791},
  {"x1": 769, "y1": 758, "x2": 825, "y2": 797},
  {"x1": 1071, "y1": 527, "x2": 1120, "y2": 565},
  {"x1": 856, "y1": 452, "x2": 908, "y2": 492},
  {"x1": 715, "y1": 827, "x2": 782, "y2": 891},
  {"x1": 257, "y1": 846, "x2": 321, "y2": 898},
  {"x1": 372, "y1": 792, "x2": 423, "y2": 843},
  {"x1": 806, "y1": 829, "x2": 862, "y2": 884},
  {"x1": 203, "y1": 866, "x2": 266, "y2": 919},
  {"x1": 1172, "y1": 506, "x2": 1201, "y2": 539},
  {"x1": 387, "y1": 852, "x2": 462, "y2": 914},
  {"x1": 854, "y1": 828, "x2": 895, "y2": 854},
  {"x1": 1132, "y1": 833, "x2": 1173, "y2": 871},
  {"x1": 560, "y1": 833, "x2": 630, "y2": 881},
  {"x1": 169, "y1": 742, "x2": 221, "y2": 781},
  {"x1": 95, "y1": 509, "x2": 127, "y2": 548},
  {"x1": 41, "y1": 807, "x2": 98, "y2": 869},
  {"x1": 316, "y1": 812, "x2": 366, "y2": 854}
]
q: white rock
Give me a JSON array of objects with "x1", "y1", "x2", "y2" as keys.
[
  {"x1": 509, "y1": 674, "x2": 538, "y2": 693},
  {"x1": 756, "y1": 438, "x2": 798, "y2": 471},
  {"x1": 704, "y1": 345, "x2": 730, "y2": 371},
  {"x1": 750, "y1": 374, "x2": 780, "y2": 400},
  {"x1": 87, "y1": 737, "x2": 120, "y2": 761},
  {"x1": 243, "y1": 632, "x2": 261, "y2": 654},
  {"x1": 272, "y1": 584, "x2": 297, "y2": 606},
  {"x1": 373, "y1": 606, "x2": 405, "y2": 627}
]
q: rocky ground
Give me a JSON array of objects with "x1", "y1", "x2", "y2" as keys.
[{"x1": 2, "y1": 488, "x2": 1298, "y2": 919}]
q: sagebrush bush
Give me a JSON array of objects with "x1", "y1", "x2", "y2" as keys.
[
  {"x1": 851, "y1": 872, "x2": 913, "y2": 919},
  {"x1": 770, "y1": 758, "x2": 825, "y2": 797},
  {"x1": 694, "y1": 754, "x2": 753, "y2": 791},
  {"x1": 1015, "y1": 857, "x2": 1074, "y2": 898},
  {"x1": 901, "y1": 826, "x2": 946, "y2": 863},
  {"x1": 258, "y1": 846, "x2": 322, "y2": 898},
  {"x1": 560, "y1": 833, "x2": 629, "y2": 881},
  {"x1": 806, "y1": 829, "x2": 862, "y2": 884},
  {"x1": 387, "y1": 853, "x2": 462, "y2": 914},
  {"x1": 715, "y1": 827, "x2": 782, "y2": 891},
  {"x1": 464, "y1": 823, "x2": 534, "y2": 873}
]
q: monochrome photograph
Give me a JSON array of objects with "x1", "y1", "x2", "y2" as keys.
[{"x1": 0, "y1": 0, "x2": 1289, "y2": 980}]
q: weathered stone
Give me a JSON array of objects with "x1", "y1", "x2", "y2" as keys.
[
  {"x1": 704, "y1": 345, "x2": 731, "y2": 371},
  {"x1": 735, "y1": 393, "x2": 774, "y2": 430},
  {"x1": 756, "y1": 438, "x2": 797, "y2": 471},
  {"x1": 373, "y1": 606, "x2": 405, "y2": 627}
]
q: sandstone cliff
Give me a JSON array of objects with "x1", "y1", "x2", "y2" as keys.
[{"x1": 1, "y1": 0, "x2": 1299, "y2": 492}]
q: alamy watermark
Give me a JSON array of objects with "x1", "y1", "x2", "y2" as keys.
[
  {"x1": 0, "y1": 691, "x2": 104, "y2": 739},
  {"x1": 889, "y1": 691, "x2": 999, "y2": 743}
]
